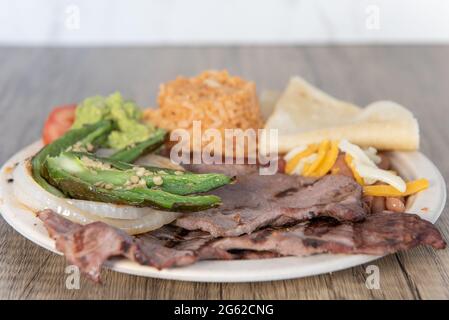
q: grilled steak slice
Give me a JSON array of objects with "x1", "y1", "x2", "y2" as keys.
[
  {"x1": 38, "y1": 209, "x2": 144, "y2": 282},
  {"x1": 136, "y1": 226, "x2": 214, "y2": 268},
  {"x1": 176, "y1": 172, "x2": 367, "y2": 237},
  {"x1": 38, "y1": 210, "x2": 446, "y2": 279},
  {"x1": 145, "y1": 213, "x2": 446, "y2": 265},
  {"x1": 207, "y1": 213, "x2": 446, "y2": 256}
]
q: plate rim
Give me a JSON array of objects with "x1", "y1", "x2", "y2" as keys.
[{"x1": 0, "y1": 140, "x2": 446, "y2": 283}]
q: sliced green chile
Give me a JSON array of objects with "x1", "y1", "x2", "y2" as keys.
[
  {"x1": 67, "y1": 152, "x2": 233, "y2": 195},
  {"x1": 31, "y1": 120, "x2": 113, "y2": 197},
  {"x1": 109, "y1": 129, "x2": 167, "y2": 163},
  {"x1": 44, "y1": 156, "x2": 222, "y2": 211}
]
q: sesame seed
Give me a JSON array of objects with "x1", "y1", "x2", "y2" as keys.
[
  {"x1": 136, "y1": 167, "x2": 146, "y2": 177},
  {"x1": 152, "y1": 176, "x2": 163, "y2": 186},
  {"x1": 104, "y1": 183, "x2": 114, "y2": 190},
  {"x1": 130, "y1": 175, "x2": 140, "y2": 184}
]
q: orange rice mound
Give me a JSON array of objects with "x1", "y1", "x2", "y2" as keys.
[{"x1": 144, "y1": 70, "x2": 263, "y2": 154}]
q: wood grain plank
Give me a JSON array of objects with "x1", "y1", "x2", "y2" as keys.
[{"x1": 0, "y1": 46, "x2": 448, "y2": 299}]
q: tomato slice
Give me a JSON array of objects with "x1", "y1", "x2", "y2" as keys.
[{"x1": 42, "y1": 104, "x2": 76, "y2": 145}]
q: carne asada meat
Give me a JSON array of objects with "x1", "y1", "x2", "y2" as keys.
[
  {"x1": 143, "y1": 212, "x2": 446, "y2": 262},
  {"x1": 176, "y1": 169, "x2": 367, "y2": 236},
  {"x1": 206, "y1": 212, "x2": 446, "y2": 256},
  {"x1": 38, "y1": 209, "x2": 144, "y2": 282},
  {"x1": 38, "y1": 210, "x2": 200, "y2": 281},
  {"x1": 38, "y1": 210, "x2": 446, "y2": 281}
]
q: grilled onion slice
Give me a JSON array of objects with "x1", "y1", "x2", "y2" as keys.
[{"x1": 12, "y1": 160, "x2": 180, "y2": 235}]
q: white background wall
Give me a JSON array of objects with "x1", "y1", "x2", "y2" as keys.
[{"x1": 1, "y1": 0, "x2": 449, "y2": 45}]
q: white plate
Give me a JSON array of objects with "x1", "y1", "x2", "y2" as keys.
[{"x1": 0, "y1": 141, "x2": 446, "y2": 282}]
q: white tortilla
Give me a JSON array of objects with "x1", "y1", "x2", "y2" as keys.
[
  {"x1": 259, "y1": 90, "x2": 281, "y2": 121},
  {"x1": 263, "y1": 77, "x2": 420, "y2": 153}
]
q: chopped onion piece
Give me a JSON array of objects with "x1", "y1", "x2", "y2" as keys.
[
  {"x1": 339, "y1": 139, "x2": 406, "y2": 190},
  {"x1": 284, "y1": 145, "x2": 307, "y2": 161},
  {"x1": 363, "y1": 146, "x2": 381, "y2": 164},
  {"x1": 355, "y1": 163, "x2": 406, "y2": 192},
  {"x1": 292, "y1": 153, "x2": 317, "y2": 175},
  {"x1": 339, "y1": 140, "x2": 377, "y2": 168}
]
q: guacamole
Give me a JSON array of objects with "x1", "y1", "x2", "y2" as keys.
[{"x1": 72, "y1": 92, "x2": 155, "y2": 149}]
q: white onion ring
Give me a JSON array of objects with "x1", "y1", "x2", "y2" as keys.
[
  {"x1": 12, "y1": 160, "x2": 180, "y2": 235},
  {"x1": 66, "y1": 199, "x2": 155, "y2": 220}
]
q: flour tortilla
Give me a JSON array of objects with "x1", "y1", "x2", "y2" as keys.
[
  {"x1": 263, "y1": 77, "x2": 419, "y2": 153},
  {"x1": 259, "y1": 90, "x2": 281, "y2": 121}
]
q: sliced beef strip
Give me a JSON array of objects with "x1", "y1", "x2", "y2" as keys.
[
  {"x1": 38, "y1": 210, "x2": 446, "y2": 280},
  {"x1": 38, "y1": 210, "x2": 200, "y2": 281},
  {"x1": 207, "y1": 213, "x2": 446, "y2": 256},
  {"x1": 136, "y1": 226, "x2": 219, "y2": 268},
  {"x1": 175, "y1": 172, "x2": 367, "y2": 237},
  {"x1": 146, "y1": 212, "x2": 446, "y2": 263},
  {"x1": 38, "y1": 209, "x2": 144, "y2": 282},
  {"x1": 137, "y1": 225, "x2": 280, "y2": 262}
]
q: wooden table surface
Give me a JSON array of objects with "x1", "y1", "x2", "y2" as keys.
[{"x1": 0, "y1": 46, "x2": 448, "y2": 299}]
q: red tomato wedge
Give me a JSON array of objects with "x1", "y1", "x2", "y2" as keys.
[{"x1": 42, "y1": 104, "x2": 77, "y2": 144}]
